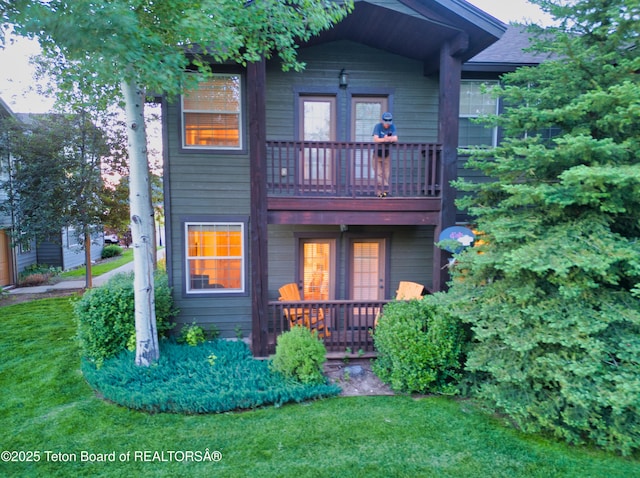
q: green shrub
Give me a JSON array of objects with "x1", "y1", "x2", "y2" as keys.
[
  {"x1": 270, "y1": 326, "x2": 327, "y2": 385},
  {"x1": 101, "y1": 244, "x2": 123, "y2": 259},
  {"x1": 372, "y1": 295, "x2": 465, "y2": 394},
  {"x1": 21, "y1": 263, "x2": 61, "y2": 275},
  {"x1": 74, "y1": 271, "x2": 177, "y2": 366},
  {"x1": 18, "y1": 263, "x2": 60, "y2": 286},
  {"x1": 81, "y1": 340, "x2": 341, "y2": 413},
  {"x1": 178, "y1": 322, "x2": 206, "y2": 346}
]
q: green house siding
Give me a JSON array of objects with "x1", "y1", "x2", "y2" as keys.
[
  {"x1": 387, "y1": 225, "x2": 435, "y2": 291},
  {"x1": 164, "y1": 100, "x2": 253, "y2": 338},
  {"x1": 267, "y1": 224, "x2": 435, "y2": 301},
  {"x1": 266, "y1": 40, "x2": 439, "y2": 143}
]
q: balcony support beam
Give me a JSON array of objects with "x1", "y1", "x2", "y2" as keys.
[
  {"x1": 248, "y1": 59, "x2": 269, "y2": 356},
  {"x1": 435, "y1": 40, "x2": 463, "y2": 291}
]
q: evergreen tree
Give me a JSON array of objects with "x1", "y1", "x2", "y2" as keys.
[{"x1": 447, "y1": 0, "x2": 640, "y2": 454}]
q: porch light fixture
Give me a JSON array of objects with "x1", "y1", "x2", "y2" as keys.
[{"x1": 339, "y1": 69, "x2": 349, "y2": 89}]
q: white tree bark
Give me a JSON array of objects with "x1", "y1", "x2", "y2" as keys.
[{"x1": 121, "y1": 77, "x2": 159, "y2": 366}]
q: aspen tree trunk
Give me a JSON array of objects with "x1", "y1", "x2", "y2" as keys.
[{"x1": 121, "y1": 77, "x2": 159, "y2": 366}]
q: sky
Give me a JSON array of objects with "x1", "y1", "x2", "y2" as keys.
[
  {"x1": 0, "y1": 0, "x2": 552, "y2": 114},
  {"x1": 466, "y1": 0, "x2": 552, "y2": 26}
]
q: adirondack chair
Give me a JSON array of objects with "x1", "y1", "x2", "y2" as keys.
[
  {"x1": 278, "y1": 283, "x2": 330, "y2": 338},
  {"x1": 395, "y1": 281, "x2": 426, "y2": 300},
  {"x1": 374, "y1": 281, "x2": 427, "y2": 327}
]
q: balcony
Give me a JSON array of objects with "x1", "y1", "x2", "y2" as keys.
[
  {"x1": 266, "y1": 141, "x2": 442, "y2": 198},
  {"x1": 268, "y1": 299, "x2": 392, "y2": 355}
]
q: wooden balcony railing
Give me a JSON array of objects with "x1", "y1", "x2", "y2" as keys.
[
  {"x1": 266, "y1": 141, "x2": 442, "y2": 198},
  {"x1": 268, "y1": 299, "x2": 393, "y2": 354}
]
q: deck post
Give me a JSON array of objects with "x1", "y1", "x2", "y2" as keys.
[
  {"x1": 248, "y1": 59, "x2": 269, "y2": 356},
  {"x1": 434, "y1": 37, "x2": 464, "y2": 291}
]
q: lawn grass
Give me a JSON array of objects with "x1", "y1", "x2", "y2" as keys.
[
  {"x1": 2, "y1": 297, "x2": 639, "y2": 478},
  {"x1": 59, "y1": 248, "x2": 134, "y2": 278}
]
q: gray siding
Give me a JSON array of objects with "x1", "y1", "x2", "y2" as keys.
[
  {"x1": 15, "y1": 240, "x2": 37, "y2": 274},
  {"x1": 37, "y1": 241, "x2": 62, "y2": 268},
  {"x1": 387, "y1": 225, "x2": 435, "y2": 292},
  {"x1": 36, "y1": 229, "x2": 103, "y2": 270},
  {"x1": 0, "y1": 156, "x2": 12, "y2": 229}
]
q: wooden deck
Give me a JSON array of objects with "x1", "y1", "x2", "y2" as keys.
[
  {"x1": 263, "y1": 141, "x2": 444, "y2": 353},
  {"x1": 266, "y1": 141, "x2": 441, "y2": 198},
  {"x1": 268, "y1": 299, "x2": 392, "y2": 355},
  {"x1": 266, "y1": 141, "x2": 443, "y2": 224}
]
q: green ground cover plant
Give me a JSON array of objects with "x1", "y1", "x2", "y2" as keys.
[
  {"x1": 82, "y1": 339, "x2": 340, "y2": 413},
  {"x1": 2, "y1": 297, "x2": 639, "y2": 477}
]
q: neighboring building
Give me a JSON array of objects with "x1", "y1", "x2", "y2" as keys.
[
  {"x1": 36, "y1": 227, "x2": 103, "y2": 272},
  {"x1": 457, "y1": 24, "x2": 552, "y2": 222},
  {"x1": 0, "y1": 102, "x2": 103, "y2": 286},
  {"x1": 0, "y1": 97, "x2": 37, "y2": 287},
  {"x1": 161, "y1": 1, "x2": 542, "y2": 355}
]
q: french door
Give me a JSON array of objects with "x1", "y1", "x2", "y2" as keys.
[
  {"x1": 298, "y1": 237, "x2": 387, "y2": 301},
  {"x1": 301, "y1": 239, "x2": 335, "y2": 300},
  {"x1": 299, "y1": 96, "x2": 336, "y2": 189},
  {"x1": 351, "y1": 97, "x2": 388, "y2": 185},
  {"x1": 350, "y1": 239, "x2": 386, "y2": 300}
]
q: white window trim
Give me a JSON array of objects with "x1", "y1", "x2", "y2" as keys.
[
  {"x1": 184, "y1": 221, "x2": 245, "y2": 295},
  {"x1": 459, "y1": 80, "x2": 500, "y2": 147},
  {"x1": 66, "y1": 227, "x2": 80, "y2": 249},
  {"x1": 181, "y1": 73, "x2": 243, "y2": 151}
]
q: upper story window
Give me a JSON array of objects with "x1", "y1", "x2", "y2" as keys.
[
  {"x1": 459, "y1": 80, "x2": 499, "y2": 147},
  {"x1": 182, "y1": 75, "x2": 243, "y2": 150}
]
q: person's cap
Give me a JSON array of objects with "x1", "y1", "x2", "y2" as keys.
[{"x1": 382, "y1": 112, "x2": 393, "y2": 122}]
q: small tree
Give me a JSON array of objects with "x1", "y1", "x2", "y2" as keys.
[{"x1": 446, "y1": 0, "x2": 640, "y2": 455}]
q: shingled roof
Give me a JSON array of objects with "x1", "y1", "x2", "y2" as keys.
[{"x1": 464, "y1": 24, "x2": 552, "y2": 72}]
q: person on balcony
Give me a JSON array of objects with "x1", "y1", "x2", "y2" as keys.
[{"x1": 372, "y1": 111, "x2": 398, "y2": 198}]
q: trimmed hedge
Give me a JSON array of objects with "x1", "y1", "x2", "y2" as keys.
[
  {"x1": 101, "y1": 244, "x2": 123, "y2": 259},
  {"x1": 81, "y1": 340, "x2": 341, "y2": 413},
  {"x1": 73, "y1": 271, "x2": 177, "y2": 366},
  {"x1": 372, "y1": 295, "x2": 466, "y2": 394}
]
